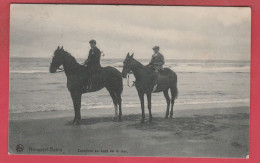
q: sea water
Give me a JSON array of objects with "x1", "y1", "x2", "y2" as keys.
[{"x1": 9, "y1": 57, "x2": 250, "y2": 114}]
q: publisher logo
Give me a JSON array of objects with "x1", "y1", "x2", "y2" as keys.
[{"x1": 16, "y1": 144, "x2": 24, "y2": 152}]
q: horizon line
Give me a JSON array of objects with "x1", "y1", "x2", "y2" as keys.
[{"x1": 9, "y1": 56, "x2": 251, "y2": 62}]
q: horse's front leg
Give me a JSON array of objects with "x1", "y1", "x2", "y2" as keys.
[
  {"x1": 138, "y1": 91, "x2": 145, "y2": 123},
  {"x1": 147, "y1": 93, "x2": 153, "y2": 122},
  {"x1": 113, "y1": 104, "x2": 118, "y2": 120},
  {"x1": 70, "y1": 91, "x2": 82, "y2": 125}
]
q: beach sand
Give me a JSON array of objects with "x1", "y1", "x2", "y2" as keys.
[{"x1": 9, "y1": 106, "x2": 249, "y2": 158}]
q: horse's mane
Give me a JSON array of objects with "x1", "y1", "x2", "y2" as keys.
[
  {"x1": 62, "y1": 50, "x2": 78, "y2": 64},
  {"x1": 132, "y1": 57, "x2": 145, "y2": 68},
  {"x1": 54, "y1": 49, "x2": 83, "y2": 73}
]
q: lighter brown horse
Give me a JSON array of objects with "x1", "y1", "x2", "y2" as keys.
[{"x1": 122, "y1": 53, "x2": 178, "y2": 123}]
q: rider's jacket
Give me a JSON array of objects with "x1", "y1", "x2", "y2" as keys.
[
  {"x1": 84, "y1": 46, "x2": 101, "y2": 67},
  {"x1": 149, "y1": 52, "x2": 165, "y2": 70}
]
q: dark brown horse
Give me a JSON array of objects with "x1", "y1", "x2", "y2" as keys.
[
  {"x1": 49, "y1": 46, "x2": 123, "y2": 125},
  {"x1": 122, "y1": 53, "x2": 178, "y2": 123}
]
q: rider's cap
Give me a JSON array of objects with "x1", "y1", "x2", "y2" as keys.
[
  {"x1": 153, "y1": 46, "x2": 160, "y2": 50},
  {"x1": 89, "y1": 39, "x2": 96, "y2": 44}
]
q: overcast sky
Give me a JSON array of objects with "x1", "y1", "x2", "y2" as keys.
[{"x1": 10, "y1": 4, "x2": 251, "y2": 60}]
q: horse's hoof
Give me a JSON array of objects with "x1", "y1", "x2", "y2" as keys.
[
  {"x1": 118, "y1": 117, "x2": 123, "y2": 122},
  {"x1": 165, "y1": 115, "x2": 169, "y2": 119},
  {"x1": 112, "y1": 117, "x2": 118, "y2": 121},
  {"x1": 65, "y1": 120, "x2": 75, "y2": 125},
  {"x1": 112, "y1": 115, "x2": 118, "y2": 120},
  {"x1": 74, "y1": 122, "x2": 80, "y2": 126},
  {"x1": 148, "y1": 120, "x2": 154, "y2": 125},
  {"x1": 73, "y1": 120, "x2": 80, "y2": 126}
]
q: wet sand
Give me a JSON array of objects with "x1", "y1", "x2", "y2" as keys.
[{"x1": 9, "y1": 106, "x2": 249, "y2": 158}]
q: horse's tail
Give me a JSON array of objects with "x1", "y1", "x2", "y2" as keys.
[
  {"x1": 170, "y1": 72, "x2": 178, "y2": 99},
  {"x1": 114, "y1": 68, "x2": 123, "y2": 96},
  {"x1": 174, "y1": 86, "x2": 178, "y2": 99},
  {"x1": 118, "y1": 75, "x2": 123, "y2": 95}
]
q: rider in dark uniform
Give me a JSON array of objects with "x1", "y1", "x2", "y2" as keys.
[
  {"x1": 84, "y1": 39, "x2": 101, "y2": 69},
  {"x1": 84, "y1": 40, "x2": 101, "y2": 89},
  {"x1": 148, "y1": 46, "x2": 165, "y2": 89}
]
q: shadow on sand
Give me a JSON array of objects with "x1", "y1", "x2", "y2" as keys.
[{"x1": 78, "y1": 113, "x2": 249, "y2": 139}]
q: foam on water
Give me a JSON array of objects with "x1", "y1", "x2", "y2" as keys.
[
  {"x1": 10, "y1": 57, "x2": 250, "y2": 74},
  {"x1": 9, "y1": 98, "x2": 250, "y2": 114},
  {"x1": 10, "y1": 70, "x2": 49, "y2": 74}
]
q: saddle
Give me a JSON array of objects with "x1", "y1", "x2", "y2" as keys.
[
  {"x1": 83, "y1": 65, "x2": 102, "y2": 92},
  {"x1": 146, "y1": 65, "x2": 164, "y2": 92}
]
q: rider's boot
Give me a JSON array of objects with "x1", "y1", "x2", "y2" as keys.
[
  {"x1": 152, "y1": 70, "x2": 159, "y2": 92},
  {"x1": 88, "y1": 75, "x2": 92, "y2": 90}
]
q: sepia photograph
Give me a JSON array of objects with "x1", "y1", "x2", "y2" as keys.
[{"x1": 9, "y1": 4, "x2": 250, "y2": 158}]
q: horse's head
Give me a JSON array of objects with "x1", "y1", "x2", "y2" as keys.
[
  {"x1": 122, "y1": 52, "x2": 134, "y2": 78},
  {"x1": 49, "y1": 46, "x2": 65, "y2": 73}
]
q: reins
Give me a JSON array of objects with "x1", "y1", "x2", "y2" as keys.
[
  {"x1": 56, "y1": 67, "x2": 64, "y2": 73},
  {"x1": 127, "y1": 72, "x2": 135, "y2": 88}
]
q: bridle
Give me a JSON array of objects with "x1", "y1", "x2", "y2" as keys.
[
  {"x1": 56, "y1": 67, "x2": 64, "y2": 73},
  {"x1": 50, "y1": 63, "x2": 64, "y2": 73},
  {"x1": 125, "y1": 67, "x2": 135, "y2": 87},
  {"x1": 123, "y1": 61, "x2": 136, "y2": 88},
  {"x1": 127, "y1": 71, "x2": 135, "y2": 88}
]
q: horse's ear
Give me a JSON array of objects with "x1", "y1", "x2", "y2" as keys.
[
  {"x1": 131, "y1": 53, "x2": 134, "y2": 58},
  {"x1": 61, "y1": 46, "x2": 63, "y2": 51},
  {"x1": 57, "y1": 46, "x2": 60, "y2": 50},
  {"x1": 127, "y1": 52, "x2": 130, "y2": 57}
]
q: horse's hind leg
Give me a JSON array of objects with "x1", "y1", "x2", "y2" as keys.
[
  {"x1": 115, "y1": 92, "x2": 122, "y2": 121},
  {"x1": 170, "y1": 98, "x2": 175, "y2": 118},
  {"x1": 170, "y1": 86, "x2": 178, "y2": 118},
  {"x1": 163, "y1": 89, "x2": 170, "y2": 119}
]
